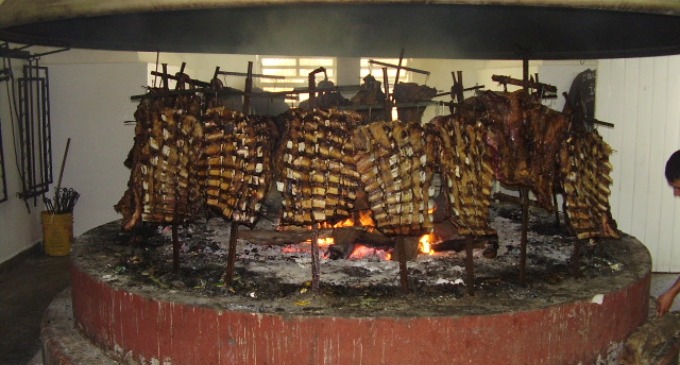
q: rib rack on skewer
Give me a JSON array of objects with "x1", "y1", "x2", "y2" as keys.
[
  {"x1": 353, "y1": 120, "x2": 436, "y2": 237},
  {"x1": 276, "y1": 108, "x2": 362, "y2": 227},
  {"x1": 116, "y1": 96, "x2": 205, "y2": 230},
  {"x1": 202, "y1": 107, "x2": 274, "y2": 227},
  {"x1": 115, "y1": 71, "x2": 621, "y2": 297}
]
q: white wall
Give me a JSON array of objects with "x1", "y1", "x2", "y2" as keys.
[
  {"x1": 48, "y1": 63, "x2": 148, "y2": 237},
  {"x1": 597, "y1": 55, "x2": 680, "y2": 272}
]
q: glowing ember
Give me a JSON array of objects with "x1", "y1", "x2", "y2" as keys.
[{"x1": 347, "y1": 244, "x2": 391, "y2": 260}]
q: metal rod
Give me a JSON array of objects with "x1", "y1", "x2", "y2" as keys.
[
  {"x1": 465, "y1": 237, "x2": 475, "y2": 296},
  {"x1": 492, "y1": 74, "x2": 557, "y2": 93},
  {"x1": 161, "y1": 64, "x2": 169, "y2": 92},
  {"x1": 172, "y1": 224, "x2": 180, "y2": 274},
  {"x1": 54, "y1": 138, "x2": 71, "y2": 197},
  {"x1": 311, "y1": 227, "x2": 321, "y2": 291},
  {"x1": 456, "y1": 71, "x2": 465, "y2": 100},
  {"x1": 225, "y1": 222, "x2": 239, "y2": 285},
  {"x1": 217, "y1": 70, "x2": 285, "y2": 79},
  {"x1": 292, "y1": 84, "x2": 361, "y2": 93},
  {"x1": 27, "y1": 64, "x2": 36, "y2": 206},
  {"x1": 368, "y1": 59, "x2": 430, "y2": 75},
  {"x1": 553, "y1": 191, "x2": 561, "y2": 227},
  {"x1": 153, "y1": 52, "x2": 160, "y2": 88},
  {"x1": 393, "y1": 48, "x2": 405, "y2": 94},
  {"x1": 306, "y1": 67, "x2": 327, "y2": 109},
  {"x1": 243, "y1": 61, "x2": 253, "y2": 114},
  {"x1": 151, "y1": 70, "x2": 210, "y2": 88},
  {"x1": 591, "y1": 119, "x2": 615, "y2": 128},
  {"x1": 42, "y1": 67, "x2": 53, "y2": 188},
  {"x1": 396, "y1": 237, "x2": 410, "y2": 294},
  {"x1": 522, "y1": 58, "x2": 529, "y2": 91},
  {"x1": 308, "y1": 70, "x2": 316, "y2": 108},
  {"x1": 130, "y1": 87, "x2": 303, "y2": 102},
  {"x1": 571, "y1": 240, "x2": 582, "y2": 278},
  {"x1": 32, "y1": 47, "x2": 70, "y2": 58},
  {"x1": 0, "y1": 111, "x2": 6, "y2": 203},
  {"x1": 382, "y1": 67, "x2": 391, "y2": 120},
  {"x1": 519, "y1": 187, "x2": 529, "y2": 285}
]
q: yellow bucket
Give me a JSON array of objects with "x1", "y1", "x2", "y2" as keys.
[{"x1": 41, "y1": 211, "x2": 73, "y2": 256}]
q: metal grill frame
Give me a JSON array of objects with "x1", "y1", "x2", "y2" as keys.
[
  {"x1": 0, "y1": 112, "x2": 7, "y2": 204},
  {"x1": 17, "y1": 63, "x2": 52, "y2": 203}
]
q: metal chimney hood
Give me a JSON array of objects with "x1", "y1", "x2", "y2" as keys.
[{"x1": 0, "y1": 0, "x2": 678, "y2": 59}]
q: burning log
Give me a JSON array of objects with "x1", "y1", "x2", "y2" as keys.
[{"x1": 237, "y1": 226, "x2": 391, "y2": 247}]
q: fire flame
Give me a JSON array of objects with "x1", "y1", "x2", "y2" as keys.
[
  {"x1": 284, "y1": 210, "x2": 437, "y2": 260},
  {"x1": 418, "y1": 233, "x2": 439, "y2": 256},
  {"x1": 317, "y1": 237, "x2": 334, "y2": 247},
  {"x1": 320, "y1": 210, "x2": 376, "y2": 230}
]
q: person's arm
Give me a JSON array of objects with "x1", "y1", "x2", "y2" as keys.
[{"x1": 657, "y1": 276, "x2": 680, "y2": 316}]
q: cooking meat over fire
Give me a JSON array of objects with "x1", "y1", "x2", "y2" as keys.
[
  {"x1": 117, "y1": 76, "x2": 619, "y2": 251},
  {"x1": 559, "y1": 129, "x2": 619, "y2": 239},
  {"x1": 115, "y1": 92, "x2": 205, "y2": 230},
  {"x1": 201, "y1": 108, "x2": 274, "y2": 227},
  {"x1": 428, "y1": 116, "x2": 496, "y2": 238},
  {"x1": 478, "y1": 89, "x2": 570, "y2": 211},
  {"x1": 275, "y1": 108, "x2": 362, "y2": 226},
  {"x1": 353, "y1": 120, "x2": 436, "y2": 236}
]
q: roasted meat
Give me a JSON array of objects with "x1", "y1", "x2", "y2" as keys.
[
  {"x1": 116, "y1": 98, "x2": 205, "y2": 230},
  {"x1": 428, "y1": 116, "x2": 496, "y2": 237},
  {"x1": 392, "y1": 82, "x2": 437, "y2": 123},
  {"x1": 276, "y1": 109, "x2": 362, "y2": 226},
  {"x1": 202, "y1": 107, "x2": 273, "y2": 226},
  {"x1": 479, "y1": 89, "x2": 569, "y2": 211},
  {"x1": 353, "y1": 120, "x2": 436, "y2": 236},
  {"x1": 559, "y1": 129, "x2": 619, "y2": 239}
]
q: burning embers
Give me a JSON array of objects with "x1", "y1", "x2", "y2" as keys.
[{"x1": 116, "y1": 69, "x2": 619, "y2": 295}]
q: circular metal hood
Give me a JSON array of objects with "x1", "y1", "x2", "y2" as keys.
[{"x1": 0, "y1": 0, "x2": 679, "y2": 59}]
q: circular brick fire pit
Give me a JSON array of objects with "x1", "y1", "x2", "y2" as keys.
[{"x1": 45, "y1": 211, "x2": 651, "y2": 365}]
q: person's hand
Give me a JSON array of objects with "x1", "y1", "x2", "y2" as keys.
[{"x1": 657, "y1": 291, "x2": 675, "y2": 316}]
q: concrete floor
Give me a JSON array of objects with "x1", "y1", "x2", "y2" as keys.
[
  {"x1": 0, "y1": 253, "x2": 679, "y2": 365},
  {"x1": 0, "y1": 254, "x2": 70, "y2": 365},
  {"x1": 650, "y1": 272, "x2": 680, "y2": 312}
]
